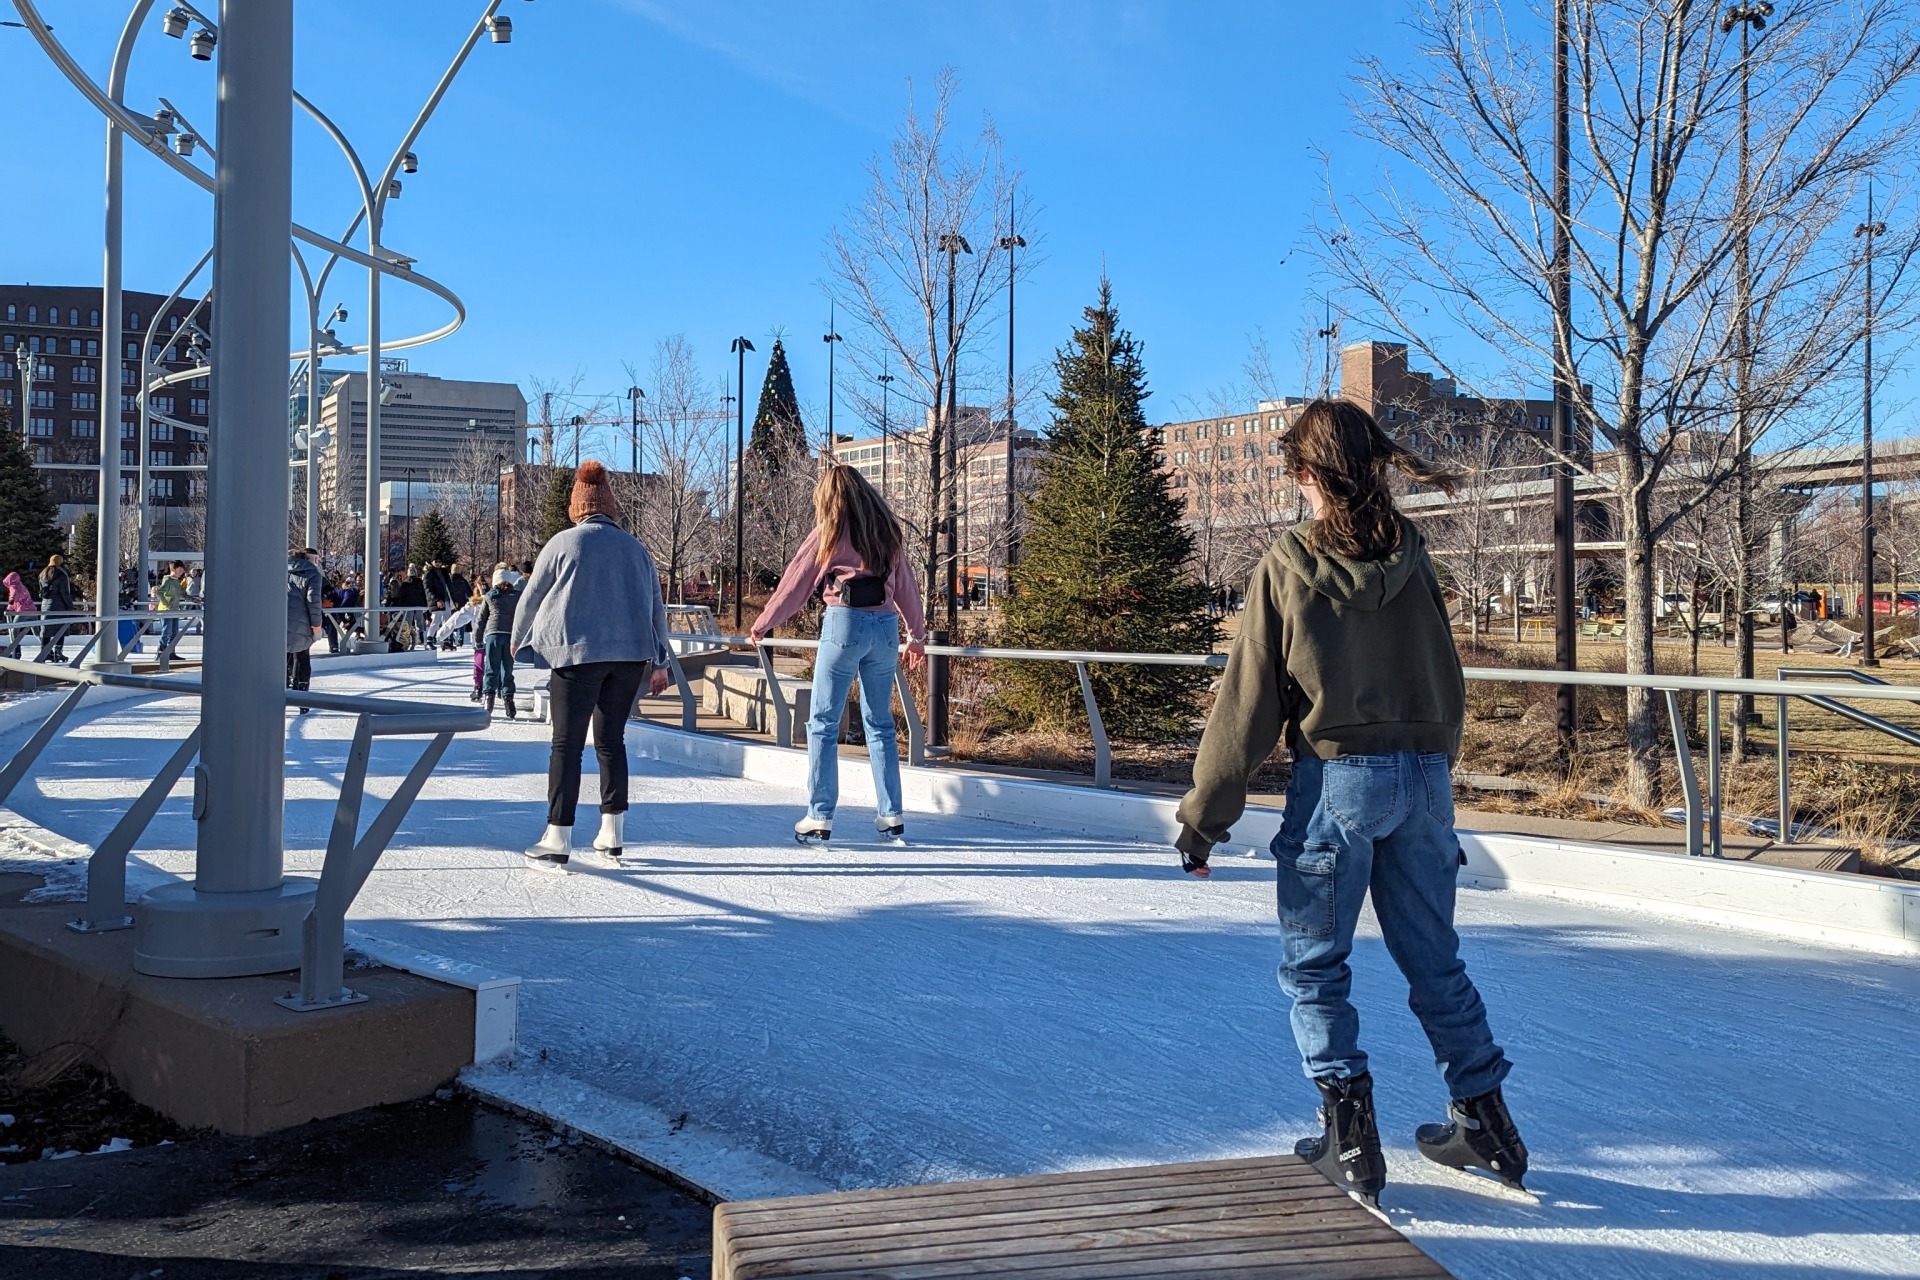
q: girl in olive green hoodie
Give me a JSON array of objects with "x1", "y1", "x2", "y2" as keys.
[{"x1": 1177, "y1": 398, "x2": 1528, "y2": 1212}]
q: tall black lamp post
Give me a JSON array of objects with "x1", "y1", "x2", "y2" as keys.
[
  {"x1": 730, "y1": 336, "x2": 756, "y2": 629},
  {"x1": 877, "y1": 370, "x2": 894, "y2": 494},
  {"x1": 997, "y1": 211, "x2": 1027, "y2": 590},
  {"x1": 933, "y1": 232, "x2": 972, "y2": 749},
  {"x1": 1551, "y1": 0, "x2": 1579, "y2": 759},
  {"x1": 1857, "y1": 188, "x2": 1886, "y2": 666},
  {"x1": 627, "y1": 385, "x2": 644, "y2": 477},
  {"x1": 822, "y1": 306, "x2": 842, "y2": 460},
  {"x1": 493, "y1": 453, "x2": 505, "y2": 565}
]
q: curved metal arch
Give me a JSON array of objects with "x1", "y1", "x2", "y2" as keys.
[{"x1": 9, "y1": 0, "x2": 470, "y2": 355}]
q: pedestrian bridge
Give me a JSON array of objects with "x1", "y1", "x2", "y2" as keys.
[{"x1": 0, "y1": 654, "x2": 1915, "y2": 1279}]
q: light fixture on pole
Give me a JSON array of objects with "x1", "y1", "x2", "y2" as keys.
[
  {"x1": 187, "y1": 26, "x2": 214, "y2": 60},
  {"x1": 171, "y1": 131, "x2": 196, "y2": 157},
  {"x1": 569, "y1": 414, "x2": 585, "y2": 468},
  {"x1": 822, "y1": 305, "x2": 841, "y2": 459},
  {"x1": 486, "y1": 14, "x2": 512, "y2": 42},
  {"x1": 401, "y1": 150, "x2": 418, "y2": 174},
  {"x1": 161, "y1": 7, "x2": 190, "y2": 39},
  {"x1": 730, "y1": 336, "x2": 756, "y2": 629},
  {"x1": 1856, "y1": 186, "x2": 1886, "y2": 667}
]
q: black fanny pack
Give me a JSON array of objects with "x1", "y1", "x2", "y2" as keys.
[{"x1": 841, "y1": 573, "x2": 887, "y2": 608}]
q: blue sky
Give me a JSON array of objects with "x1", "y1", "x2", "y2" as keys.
[{"x1": 4, "y1": 0, "x2": 1428, "y2": 442}]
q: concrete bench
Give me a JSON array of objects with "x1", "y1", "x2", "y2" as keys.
[
  {"x1": 713, "y1": 1154, "x2": 1453, "y2": 1279},
  {"x1": 706, "y1": 664, "x2": 812, "y2": 735}
]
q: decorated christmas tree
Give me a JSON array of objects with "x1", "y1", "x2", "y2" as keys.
[{"x1": 748, "y1": 338, "x2": 807, "y2": 467}]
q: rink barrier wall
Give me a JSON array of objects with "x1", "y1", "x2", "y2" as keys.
[{"x1": 628, "y1": 722, "x2": 1920, "y2": 958}]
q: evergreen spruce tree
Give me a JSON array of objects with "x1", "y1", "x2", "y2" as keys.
[
  {"x1": 408, "y1": 507, "x2": 457, "y2": 567},
  {"x1": 69, "y1": 512, "x2": 99, "y2": 591},
  {"x1": 0, "y1": 416, "x2": 62, "y2": 575},
  {"x1": 748, "y1": 338, "x2": 807, "y2": 466},
  {"x1": 535, "y1": 466, "x2": 576, "y2": 550},
  {"x1": 999, "y1": 280, "x2": 1220, "y2": 740}
]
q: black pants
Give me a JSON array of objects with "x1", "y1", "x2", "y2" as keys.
[
  {"x1": 287, "y1": 650, "x2": 312, "y2": 691},
  {"x1": 547, "y1": 661, "x2": 648, "y2": 826}
]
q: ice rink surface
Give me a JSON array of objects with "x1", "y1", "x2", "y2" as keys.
[{"x1": 3, "y1": 660, "x2": 1917, "y2": 1279}]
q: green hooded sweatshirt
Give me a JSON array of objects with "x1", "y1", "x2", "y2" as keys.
[{"x1": 1175, "y1": 516, "x2": 1463, "y2": 860}]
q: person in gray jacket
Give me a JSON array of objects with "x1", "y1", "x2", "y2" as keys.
[
  {"x1": 287, "y1": 548, "x2": 324, "y2": 695},
  {"x1": 511, "y1": 460, "x2": 672, "y2": 867}
]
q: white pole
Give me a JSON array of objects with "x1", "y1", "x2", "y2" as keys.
[
  {"x1": 195, "y1": 0, "x2": 295, "y2": 894},
  {"x1": 362, "y1": 235, "x2": 382, "y2": 636},
  {"x1": 90, "y1": 2, "x2": 155, "y2": 666}
]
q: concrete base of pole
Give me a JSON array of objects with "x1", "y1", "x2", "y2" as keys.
[{"x1": 132, "y1": 878, "x2": 317, "y2": 978}]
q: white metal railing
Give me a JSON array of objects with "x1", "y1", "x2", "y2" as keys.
[
  {"x1": 0, "y1": 651, "x2": 486, "y2": 1010},
  {"x1": 663, "y1": 633, "x2": 1920, "y2": 859}
]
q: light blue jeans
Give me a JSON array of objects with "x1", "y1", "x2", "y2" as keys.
[
  {"x1": 1274, "y1": 751, "x2": 1510, "y2": 1100},
  {"x1": 804, "y1": 606, "x2": 904, "y2": 824}
]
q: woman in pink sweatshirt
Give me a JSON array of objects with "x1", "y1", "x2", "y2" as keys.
[{"x1": 750, "y1": 464, "x2": 927, "y2": 844}]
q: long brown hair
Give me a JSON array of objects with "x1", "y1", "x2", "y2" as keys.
[
  {"x1": 1282, "y1": 398, "x2": 1462, "y2": 561},
  {"x1": 814, "y1": 463, "x2": 904, "y2": 575}
]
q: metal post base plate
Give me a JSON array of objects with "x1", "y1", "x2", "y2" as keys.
[
  {"x1": 66, "y1": 915, "x2": 134, "y2": 934},
  {"x1": 132, "y1": 878, "x2": 317, "y2": 978},
  {"x1": 273, "y1": 987, "x2": 369, "y2": 1013}
]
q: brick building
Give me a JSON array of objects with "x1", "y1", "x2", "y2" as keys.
[{"x1": 1, "y1": 284, "x2": 211, "y2": 544}]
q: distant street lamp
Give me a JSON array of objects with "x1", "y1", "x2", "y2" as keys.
[
  {"x1": 997, "y1": 208, "x2": 1027, "y2": 584},
  {"x1": 877, "y1": 369, "x2": 894, "y2": 494},
  {"x1": 569, "y1": 414, "x2": 585, "y2": 469},
  {"x1": 730, "y1": 335, "x2": 756, "y2": 629},
  {"x1": 934, "y1": 231, "x2": 972, "y2": 750},
  {"x1": 822, "y1": 305, "x2": 842, "y2": 459},
  {"x1": 1856, "y1": 187, "x2": 1887, "y2": 667},
  {"x1": 627, "y1": 384, "x2": 644, "y2": 476}
]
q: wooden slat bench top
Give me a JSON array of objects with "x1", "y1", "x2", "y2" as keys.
[{"x1": 713, "y1": 1154, "x2": 1453, "y2": 1280}]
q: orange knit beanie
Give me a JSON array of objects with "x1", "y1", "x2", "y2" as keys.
[{"x1": 569, "y1": 459, "x2": 620, "y2": 522}]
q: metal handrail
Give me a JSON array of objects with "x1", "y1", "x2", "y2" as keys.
[
  {"x1": 671, "y1": 631, "x2": 1920, "y2": 856},
  {"x1": 0, "y1": 652, "x2": 486, "y2": 1010}
]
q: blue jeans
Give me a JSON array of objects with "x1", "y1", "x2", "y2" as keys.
[
  {"x1": 804, "y1": 607, "x2": 903, "y2": 823},
  {"x1": 1274, "y1": 751, "x2": 1509, "y2": 1100},
  {"x1": 482, "y1": 634, "x2": 516, "y2": 696},
  {"x1": 159, "y1": 614, "x2": 183, "y2": 653}
]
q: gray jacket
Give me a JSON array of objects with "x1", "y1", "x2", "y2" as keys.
[
  {"x1": 511, "y1": 515, "x2": 670, "y2": 670},
  {"x1": 287, "y1": 555, "x2": 324, "y2": 653}
]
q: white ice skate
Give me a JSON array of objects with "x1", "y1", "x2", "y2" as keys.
[
  {"x1": 524, "y1": 823, "x2": 572, "y2": 870},
  {"x1": 578, "y1": 811, "x2": 625, "y2": 866},
  {"x1": 794, "y1": 816, "x2": 832, "y2": 846},
  {"x1": 875, "y1": 813, "x2": 906, "y2": 844}
]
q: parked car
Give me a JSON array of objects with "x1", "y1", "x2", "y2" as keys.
[{"x1": 1855, "y1": 591, "x2": 1920, "y2": 616}]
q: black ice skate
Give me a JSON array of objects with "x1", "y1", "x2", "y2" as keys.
[
  {"x1": 794, "y1": 816, "x2": 831, "y2": 846},
  {"x1": 1295, "y1": 1072, "x2": 1387, "y2": 1214},
  {"x1": 1415, "y1": 1085, "x2": 1529, "y2": 1191},
  {"x1": 875, "y1": 814, "x2": 905, "y2": 843}
]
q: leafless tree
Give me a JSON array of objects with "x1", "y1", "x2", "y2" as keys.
[
  {"x1": 1323, "y1": 0, "x2": 1920, "y2": 804},
  {"x1": 628, "y1": 336, "x2": 727, "y2": 602},
  {"x1": 431, "y1": 435, "x2": 508, "y2": 578},
  {"x1": 826, "y1": 68, "x2": 1031, "y2": 618}
]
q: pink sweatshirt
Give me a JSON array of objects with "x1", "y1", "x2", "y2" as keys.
[{"x1": 753, "y1": 527, "x2": 928, "y2": 642}]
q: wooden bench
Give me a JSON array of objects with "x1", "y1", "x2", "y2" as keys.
[{"x1": 712, "y1": 1154, "x2": 1454, "y2": 1279}]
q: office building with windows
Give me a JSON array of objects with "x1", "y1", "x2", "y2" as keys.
[
  {"x1": 317, "y1": 366, "x2": 526, "y2": 515},
  {"x1": 1, "y1": 284, "x2": 211, "y2": 542}
]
